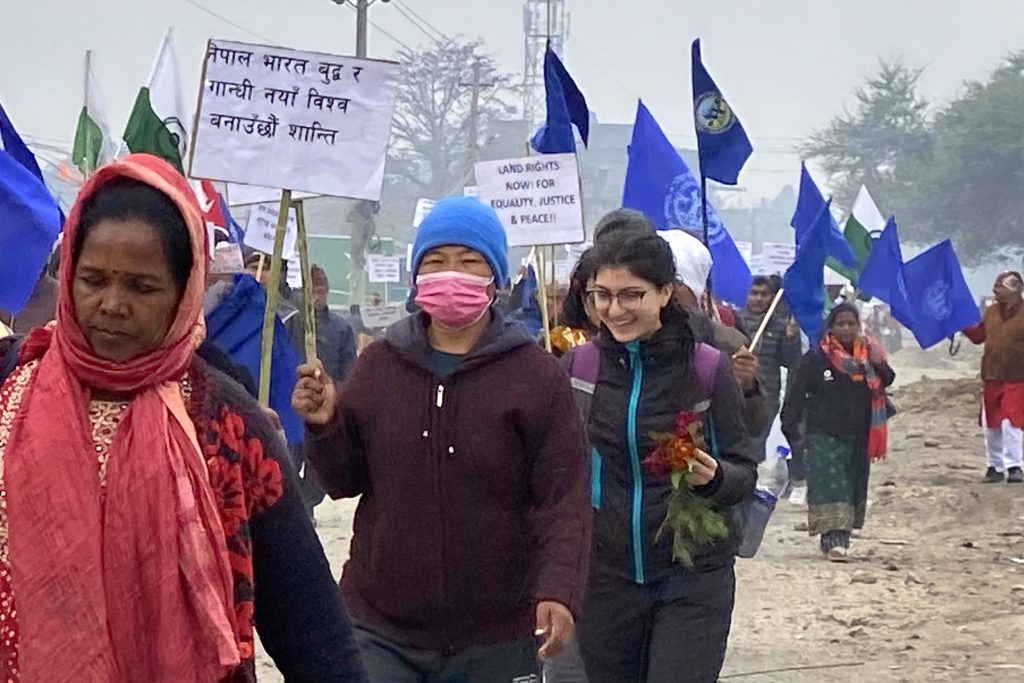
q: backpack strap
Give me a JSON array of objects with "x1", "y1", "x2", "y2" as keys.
[
  {"x1": 567, "y1": 341, "x2": 600, "y2": 395},
  {"x1": 692, "y1": 342, "x2": 721, "y2": 410}
]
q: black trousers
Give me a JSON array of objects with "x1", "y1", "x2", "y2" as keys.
[
  {"x1": 578, "y1": 561, "x2": 736, "y2": 683},
  {"x1": 353, "y1": 626, "x2": 540, "y2": 683}
]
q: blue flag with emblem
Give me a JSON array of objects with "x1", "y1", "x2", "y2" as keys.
[
  {"x1": 622, "y1": 100, "x2": 751, "y2": 305},
  {"x1": 0, "y1": 101, "x2": 63, "y2": 314},
  {"x1": 783, "y1": 199, "x2": 833, "y2": 339},
  {"x1": 691, "y1": 39, "x2": 752, "y2": 185},
  {"x1": 791, "y1": 163, "x2": 857, "y2": 268},
  {"x1": 530, "y1": 43, "x2": 589, "y2": 155},
  {"x1": 902, "y1": 240, "x2": 979, "y2": 349},
  {"x1": 857, "y1": 217, "x2": 916, "y2": 328}
]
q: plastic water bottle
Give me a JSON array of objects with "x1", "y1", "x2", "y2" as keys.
[{"x1": 739, "y1": 445, "x2": 791, "y2": 558}]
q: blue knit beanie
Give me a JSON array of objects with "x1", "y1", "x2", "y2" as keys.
[{"x1": 411, "y1": 196, "x2": 509, "y2": 286}]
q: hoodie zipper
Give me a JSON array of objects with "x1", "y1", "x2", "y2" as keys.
[
  {"x1": 625, "y1": 341, "x2": 645, "y2": 585},
  {"x1": 432, "y1": 378, "x2": 455, "y2": 651}
]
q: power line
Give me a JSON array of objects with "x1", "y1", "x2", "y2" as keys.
[
  {"x1": 392, "y1": 0, "x2": 449, "y2": 42},
  {"x1": 390, "y1": 2, "x2": 443, "y2": 45},
  {"x1": 180, "y1": 0, "x2": 276, "y2": 43}
]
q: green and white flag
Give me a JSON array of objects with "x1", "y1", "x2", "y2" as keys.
[
  {"x1": 122, "y1": 29, "x2": 191, "y2": 172},
  {"x1": 71, "y1": 51, "x2": 117, "y2": 177},
  {"x1": 829, "y1": 185, "x2": 886, "y2": 284}
]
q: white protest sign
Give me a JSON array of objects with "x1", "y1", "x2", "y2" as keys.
[
  {"x1": 228, "y1": 183, "x2": 317, "y2": 206},
  {"x1": 412, "y1": 198, "x2": 436, "y2": 229},
  {"x1": 360, "y1": 304, "x2": 403, "y2": 328},
  {"x1": 366, "y1": 255, "x2": 401, "y2": 283},
  {"x1": 761, "y1": 241, "x2": 796, "y2": 274},
  {"x1": 749, "y1": 254, "x2": 766, "y2": 275},
  {"x1": 735, "y1": 240, "x2": 753, "y2": 266},
  {"x1": 474, "y1": 153, "x2": 585, "y2": 247},
  {"x1": 243, "y1": 203, "x2": 298, "y2": 258},
  {"x1": 190, "y1": 39, "x2": 401, "y2": 200}
]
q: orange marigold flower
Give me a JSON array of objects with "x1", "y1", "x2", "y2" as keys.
[{"x1": 665, "y1": 438, "x2": 696, "y2": 470}]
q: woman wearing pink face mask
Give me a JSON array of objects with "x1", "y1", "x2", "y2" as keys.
[{"x1": 292, "y1": 196, "x2": 591, "y2": 682}]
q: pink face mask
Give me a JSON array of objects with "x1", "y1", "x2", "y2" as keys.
[{"x1": 415, "y1": 271, "x2": 494, "y2": 330}]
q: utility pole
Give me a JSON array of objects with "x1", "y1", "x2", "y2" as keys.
[
  {"x1": 335, "y1": 0, "x2": 385, "y2": 308},
  {"x1": 461, "y1": 59, "x2": 494, "y2": 169},
  {"x1": 355, "y1": 0, "x2": 368, "y2": 57}
]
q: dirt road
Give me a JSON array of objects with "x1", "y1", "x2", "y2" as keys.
[{"x1": 258, "y1": 345, "x2": 1024, "y2": 682}]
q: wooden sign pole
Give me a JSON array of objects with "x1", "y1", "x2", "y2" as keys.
[
  {"x1": 749, "y1": 288, "x2": 785, "y2": 352},
  {"x1": 294, "y1": 198, "x2": 318, "y2": 363},
  {"x1": 535, "y1": 248, "x2": 553, "y2": 353},
  {"x1": 258, "y1": 188, "x2": 292, "y2": 408}
]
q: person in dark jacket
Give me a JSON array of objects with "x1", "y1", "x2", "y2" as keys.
[
  {"x1": 292, "y1": 196, "x2": 590, "y2": 682},
  {"x1": 309, "y1": 265, "x2": 356, "y2": 378},
  {"x1": 296, "y1": 264, "x2": 358, "y2": 518},
  {"x1": 781, "y1": 303, "x2": 896, "y2": 562},
  {"x1": 739, "y1": 276, "x2": 802, "y2": 467},
  {"x1": 570, "y1": 230, "x2": 756, "y2": 683}
]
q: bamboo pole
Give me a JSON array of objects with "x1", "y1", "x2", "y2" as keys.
[
  {"x1": 255, "y1": 253, "x2": 266, "y2": 283},
  {"x1": 258, "y1": 189, "x2": 292, "y2": 408},
  {"x1": 749, "y1": 288, "x2": 785, "y2": 351},
  {"x1": 294, "y1": 198, "x2": 318, "y2": 364},
  {"x1": 535, "y1": 248, "x2": 553, "y2": 352}
]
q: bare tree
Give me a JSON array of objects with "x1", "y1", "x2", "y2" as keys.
[{"x1": 388, "y1": 39, "x2": 519, "y2": 197}]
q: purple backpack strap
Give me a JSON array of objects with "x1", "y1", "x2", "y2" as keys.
[
  {"x1": 568, "y1": 341, "x2": 600, "y2": 393},
  {"x1": 693, "y1": 343, "x2": 721, "y2": 404}
]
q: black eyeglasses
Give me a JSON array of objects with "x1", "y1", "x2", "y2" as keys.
[{"x1": 586, "y1": 288, "x2": 652, "y2": 311}]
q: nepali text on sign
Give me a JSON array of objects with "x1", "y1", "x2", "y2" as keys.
[
  {"x1": 366, "y1": 255, "x2": 402, "y2": 284},
  {"x1": 189, "y1": 39, "x2": 401, "y2": 201},
  {"x1": 243, "y1": 202, "x2": 298, "y2": 259},
  {"x1": 474, "y1": 153, "x2": 585, "y2": 247}
]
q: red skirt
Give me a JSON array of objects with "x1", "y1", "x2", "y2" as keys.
[{"x1": 983, "y1": 381, "x2": 1024, "y2": 429}]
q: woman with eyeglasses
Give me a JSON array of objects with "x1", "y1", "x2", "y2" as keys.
[{"x1": 565, "y1": 225, "x2": 756, "y2": 683}]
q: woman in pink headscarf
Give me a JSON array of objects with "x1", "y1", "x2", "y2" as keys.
[{"x1": 0, "y1": 154, "x2": 365, "y2": 682}]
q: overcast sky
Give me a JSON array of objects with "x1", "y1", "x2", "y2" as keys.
[{"x1": 3, "y1": 0, "x2": 1024, "y2": 205}]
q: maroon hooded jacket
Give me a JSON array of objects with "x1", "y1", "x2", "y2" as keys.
[{"x1": 307, "y1": 310, "x2": 590, "y2": 651}]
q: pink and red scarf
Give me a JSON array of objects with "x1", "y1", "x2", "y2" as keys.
[{"x1": 4, "y1": 154, "x2": 240, "y2": 681}]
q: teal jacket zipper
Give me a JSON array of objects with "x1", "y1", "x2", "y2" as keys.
[{"x1": 625, "y1": 341, "x2": 645, "y2": 584}]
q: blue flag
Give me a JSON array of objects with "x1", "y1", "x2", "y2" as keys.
[
  {"x1": 783, "y1": 199, "x2": 833, "y2": 339},
  {"x1": 902, "y1": 240, "x2": 980, "y2": 349},
  {"x1": 0, "y1": 103, "x2": 62, "y2": 314},
  {"x1": 622, "y1": 100, "x2": 751, "y2": 305},
  {"x1": 530, "y1": 44, "x2": 589, "y2": 155},
  {"x1": 857, "y1": 217, "x2": 915, "y2": 328},
  {"x1": 205, "y1": 274, "x2": 305, "y2": 446},
  {"x1": 219, "y1": 196, "x2": 245, "y2": 244},
  {"x1": 791, "y1": 163, "x2": 857, "y2": 268},
  {"x1": 691, "y1": 39, "x2": 752, "y2": 185},
  {"x1": 0, "y1": 102, "x2": 45, "y2": 183}
]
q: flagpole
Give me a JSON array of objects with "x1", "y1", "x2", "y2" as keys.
[
  {"x1": 83, "y1": 50, "x2": 92, "y2": 178},
  {"x1": 699, "y1": 174, "x2": 716, "y2": 315}
]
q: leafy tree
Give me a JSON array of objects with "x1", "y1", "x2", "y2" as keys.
[
  {"x1": 803, "y1": 59, "x2": 932, "y2": 215},
  {"x1": 913, "y1": 53, "x2": 1024, "y2": 264}
]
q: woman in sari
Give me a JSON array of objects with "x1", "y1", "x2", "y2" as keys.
[
  {"x1": 781, "y1": 303, "x2": 896, "y2": 562},
  {"x1": 0, "y1": 154, "x2": 366, "y2": 682}
]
